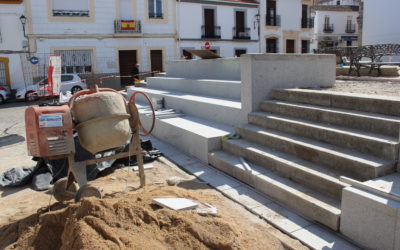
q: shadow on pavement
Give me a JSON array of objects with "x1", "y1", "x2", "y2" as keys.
[
  {"x1": 0, "y1": 100, "x2": 38, "y2": 110},
  {"x1": 0, "y1": 135, "x2": 25, "y2": 148}
]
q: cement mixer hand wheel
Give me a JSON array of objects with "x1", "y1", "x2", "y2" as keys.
[
  {"x1": 129, "y1": 91, "x2": 155, "y2": 136},
  {"x1": 53, "y1": 177, "x2": 79, "y2": 202},
  {"x1": 75, "y1": 184, "x2": 102, "y2": 202}
]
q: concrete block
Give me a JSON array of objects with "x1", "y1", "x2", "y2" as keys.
[
  {"x1": 147, "y1": 77, "x2": 241, "y2": 100},
  {"x1": 340, "y1": 185, "x2": 400, "y2": 250},
  {"x1": 248, "y1": 112, "x2": 399, "y2": 161},
  {"x1": 253, "y1": 203, "x2": 313, "y2": 234},
  {"x1": 139, "y1": 113, "x2": 233, "y2": 162},
  {"x1": 261, "y1": 100, "x2": 400, "y2": 138},
  {"x1": 292, "y1": 225, "x2": 360, "y2": 250},
  {"x1": 166, "y1": 58, "x2": 240, "y2": 81},
  {"x1": 223, "y1": 185, "x2": 273, "y2": 209},
  {"x1": 240, "y1": 54, "x2": 335, "y2": 113}
]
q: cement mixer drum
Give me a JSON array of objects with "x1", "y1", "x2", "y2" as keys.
[{"x1": 72, "y1": 91, "x2": 131, "y2": 154}]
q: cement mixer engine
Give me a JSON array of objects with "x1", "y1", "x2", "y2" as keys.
[{"x1": 25, "y1": 85, "x2": 154, "y2": 202}]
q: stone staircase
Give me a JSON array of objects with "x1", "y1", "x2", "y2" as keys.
[{"x1": 209, "y1": 88, "x2": 400, "y2": 231}]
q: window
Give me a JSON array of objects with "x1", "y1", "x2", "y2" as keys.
[
  {"x1": 148, "y1": 0, "x2": 163, "y2": 19},
  {"x1": 52, "y1": 0, "x2": 90, "y2": 17},
  {"x1": 336, "y1": 0, "x2": 340, "y2": 5},
  {"x1": 235, "y1": 49, "x2": 246, "y2": 57},
  {"x1": 301, "y1": 40, "x2": 310, "y2": 53},
  {"x1": 54, "y1": 50, "x2": 93, "y2": 74},
  {"x1": 61, "y1": 75, "x2": 74, "y2": 82},
  {"x1": 0, "y1": 61, "x2": 7, "y2": 86},
  {"x1": 266, "y1": 38, "x2": 278, "y2": 53}
]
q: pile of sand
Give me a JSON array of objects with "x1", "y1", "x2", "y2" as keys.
[{"x1": 0, "y1": 185, "x2": 284, "y2": 250}]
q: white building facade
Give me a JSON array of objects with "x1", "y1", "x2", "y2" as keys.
[
  {"x1": 312, "y1": 0, "x2": 359, "y2": 50},
  {"x1": 177, "y1": 0, "x2": 260, "y2": 58},
  {"x1": 361, "y1": 0, "x2": 400, "y2": 45},
  {"x1": 0, "y1": 0, "x2": 27, "y2": 89},
  {"x1": 25, "y1": 0, "x2": 177, "y2": 88},
  {"x1": 259, "y1": 0, "x2": 314, "y2": 54}
]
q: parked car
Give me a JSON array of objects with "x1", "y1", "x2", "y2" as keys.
[
  {"x1": 15, "y1": 74, "x2": 87, "y2": 101},
  {"x1": 0, "y1": 85, "x2": 11, "y2": 104}
]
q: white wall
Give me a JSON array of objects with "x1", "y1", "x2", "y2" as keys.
[
  {"x1": 35, "y1": 37, "x2": 175, "y2": 74},
  {"x1": 178, "y1": 2, "x2": 258, "y2": 40},
  {"x1": 0, "y1": 3, "x2": 26, "y2": 89},
  {"x1": 362, "y1": 0, "x2": 400, "y2": 45},
  {"x1": 30, "y1": 0, "x2": 176, "y2": 35},
  {"x1": 259, "y1": 0, "x2": 313, "y2": 53}
]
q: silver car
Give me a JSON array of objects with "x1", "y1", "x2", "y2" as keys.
[
  {"x1": 0, "y1": 85, "x2": 11, "y2": 104},
  {"x1": 16, "y1": 74, "x2": 87, "y2": 101}
]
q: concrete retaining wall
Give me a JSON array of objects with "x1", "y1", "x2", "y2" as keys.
[
  {"x1": 240, "y1": 54, "x2": 336, "y2": 113},
  {"x1": 166, "y1": 58, "x2": 241, "y2": 80}
]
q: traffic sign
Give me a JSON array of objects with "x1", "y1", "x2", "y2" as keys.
[
  {"x1": 204, "y1": 42, "x2": 210, "y2": 50},
  {"x1": 29, "y1": 56, "x2": 39, "y2": 65}
]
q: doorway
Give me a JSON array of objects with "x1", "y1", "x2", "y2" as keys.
[
  {"x1": 204, "y1": 8, "x2": 215, "y2": 38},
  {"x1": 150, "y1": 50, "x2": 163, "y2": 72},
  {"x1": 0, "y1": 57, "x2": 10, "y2": 87},
  {"x1": 235, "y1": 11, "x2": 245, "y2": 38},
  {"x1": 118, "y1": 50, "x2": 137, "y2": 86},
  {"x1": 286, "y1": 39, "x2": 295, "y2": 53}
]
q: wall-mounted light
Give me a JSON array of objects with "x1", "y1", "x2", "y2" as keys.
[
  {"x1": 254, "y1": 13, "x2": 260, "y2": 29},
  {"x1": 20, "y1": 15, "x2": 27, "y2": 37}
]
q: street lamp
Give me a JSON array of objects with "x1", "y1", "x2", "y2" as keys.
[
  {"x1": 254, "y1": 13, "x2": 260, "y2": 29},
  {"x1": 20, "y1": 15, "x2": 27, "y2": 37}
]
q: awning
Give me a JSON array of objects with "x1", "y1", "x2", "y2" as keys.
[{"x1": 341, "y1": 36, "x2": 358, "y2": 41}]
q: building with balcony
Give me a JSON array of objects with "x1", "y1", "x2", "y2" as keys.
[
  {"x1": 260, "y1": 0, "x2": 314, "y2": 54},
  {"x1": 0, "y1": 0, "x2": 27, "y2": 90},
  {"x1": 177, "y1": 0, "x2": 259, "y2": 58},
  {"x1": 312, "y1": 0, "x2": 360, "y2": 50},
  {"x1": 22, "y1": 0, "x2": 177, "y2": 88}
]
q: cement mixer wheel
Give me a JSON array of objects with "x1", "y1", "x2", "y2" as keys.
[
  {"x1": 53, "y1": 177, "x2": 79, "y2": 202},
  {"x1": 75, "y1": 184, "x2": 102, "y2": 202}
]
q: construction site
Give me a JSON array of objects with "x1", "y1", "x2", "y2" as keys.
[
  {"x1": 0, "y1": 51, "x2": 400, "y2": 250},
  {"x1": 1, "y1": 0, "x2": 400, "y2": 249}
]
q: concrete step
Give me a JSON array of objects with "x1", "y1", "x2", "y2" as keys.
[
  {"x1": 208, "y1": 150, "x2": 341, "y2": 231},
  {"x1": 147, "y1": 77, "x2": 241, "y2": 100},
  {"x1": 127, "y1": 87, "x2": 245, "y2": 126},
  {"x1": 138, "y1": 109, "x2": 234, "y2": 162},
  {"x1": 236, "y1": 125, "x2": 395, "y2": 181},
  {"x1": 261, "y1": 100, "x2": 400, "y2": 137},
  {"x1": 221, "y1": 139, "x2": 348, "y2": 200},
  {"x1": 272, "y1": 88, "x2": 400, "y2": 117},
  {"x1": 249, "y1": 112, "x2": 399, "y2": 161}
]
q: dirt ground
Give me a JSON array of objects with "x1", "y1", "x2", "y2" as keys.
[
  {"x1": 0, "y1": 101, "x2": 306, "y2": 249},
  {"x1": 324, "y1": 80, "x2": 400, "y2": 97}
]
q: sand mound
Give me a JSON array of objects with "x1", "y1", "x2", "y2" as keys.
[{"x1": 1, "y1": 185, "x2": 283, "y2": 250}]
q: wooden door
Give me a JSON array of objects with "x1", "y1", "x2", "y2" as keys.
[
  {"x1": 150, "y1": 50, "x2": 163, "y2": 72},
  {"x1": 204, "y1": 9, "x2": 215, "y2": 37},
  {"x1": 286, "y1": 39, "x2": 295, "y2": 53},
  {"x1": 235, "y1": 11, "x2": 245, "y2": 34},
  {"x1": 118, "y1": 50, "x2": 137, "y2": 86}
]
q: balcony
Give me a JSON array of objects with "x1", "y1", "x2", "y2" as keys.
[
  {"x1": 323, "y1": 23, "x2": 334, "y2": 33},
  {"x1": 266, "y1": 14, "x2": 281, "y2": 26},
  {"x1": 301, "y1": 18, "x2": 314, "y2": 29},
  {"x1": 114, "y1": 19, "x2": 141, "y2": 33},
  {"x1": 345, "y1": 23, "x2": 356, "y2": 33},
  {"x1": 233, "y1": 27, "x2": 250, "y2": 40},
  {"x1": 201, "y1": 25, "x2": 221, "y2": 39}
]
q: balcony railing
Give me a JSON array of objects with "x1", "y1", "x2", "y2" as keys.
[
  {"x1": 345, "y1": 23, "x2": 356, "y2": 33},
  {"x1": 148, "y1": 13, "x2": 163, "y2": 19},
  {"x1": 114, "y1": 19, "x2": 141, "y2": 33},
  {"x1": 233, "y1": 27, "x2": 250, "y2": 39},
  {"x1": 53, "y1": 9, "x2": 89, "y2": 17},
  {"x1": 323, "y1": 23, "x2": 334, "y2": 33},
  {"x1": 266, "y1": 14, "x2": 281, "y2": 26},
  {"x1": 301, "y1": 18, "x2": 314, "y2": 28},
  {"x1": 201, "y1": 25, "x2": 221, "y2": 39}
]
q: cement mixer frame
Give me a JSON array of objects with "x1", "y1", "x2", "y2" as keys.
[{"x1": 51, "y1": 85, "x2": 155, "y2": 202}]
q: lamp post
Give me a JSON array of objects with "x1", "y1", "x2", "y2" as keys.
[
  {"x1": 20, "y1": 15, "x2": 27, "y2": 37},
  {"x1": 254, "y1": 13, "x2": 261, "y2": 53}
]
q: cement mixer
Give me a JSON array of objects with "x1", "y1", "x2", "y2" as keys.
[{"x1": 25, "y1": 85, "x2": 155, "y2": 202}]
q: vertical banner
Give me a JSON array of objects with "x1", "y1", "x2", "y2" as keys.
[{"x1": 48, "y1": 55, "x2": 62, "y2": 95}]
